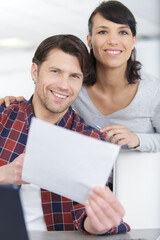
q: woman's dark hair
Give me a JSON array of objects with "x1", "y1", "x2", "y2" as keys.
[
  {"x1": 32, "y1": 34, "x2": 91, "y2": 83},
  {"x1": 85, "y1": 0, "x2": 142, "y2": 85}
]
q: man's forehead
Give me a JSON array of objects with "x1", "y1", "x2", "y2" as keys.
[
  {"x1": 45, "y1": 48, "x2": 79, "y2": 64},
  {"x1": 40, "y1": 48, "x2": 83, "y2": 75},
  {"x1": 46, "y1": 48, "x2": 74, "y2": 59}
]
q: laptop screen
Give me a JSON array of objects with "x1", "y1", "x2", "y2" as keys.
[{"x1": 0, "y1": 184, "x2": 29, "y2": 240}]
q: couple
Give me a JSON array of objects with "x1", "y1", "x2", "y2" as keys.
[{"x1": 0, "y1": 0, "x2": 159, "y2": 236}]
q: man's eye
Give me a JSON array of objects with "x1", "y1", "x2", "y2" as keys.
[
  {"x1": 52, "y1": 69, "x2": 58, "y2": 73},
  {"x1": 72, "y1": 74, "x2": 79, "y2": 79}
]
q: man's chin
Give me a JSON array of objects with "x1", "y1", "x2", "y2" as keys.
[{"x1": 46, "y1": 105, "x2": 69, "y2": 115}]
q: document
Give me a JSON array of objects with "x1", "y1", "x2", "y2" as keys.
[{"x1": 22, "y1": 117, "x2": 120, "y2": 204}]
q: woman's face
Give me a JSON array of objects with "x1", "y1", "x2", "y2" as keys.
[{"x1": 87, "y1": 13, "x2": 136, "y2": 70}]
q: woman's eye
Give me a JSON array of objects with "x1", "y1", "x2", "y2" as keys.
[
  {"x1": 98, "y1": 30, "x2": 107, "y2": 35},
  {"x1": 120, "y1": 31, "x2": 128, "y2": 35}
]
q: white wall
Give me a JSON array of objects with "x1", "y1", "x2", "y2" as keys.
[{"x1": 0, "y1": 49, "x2": 34, "y2": 99}]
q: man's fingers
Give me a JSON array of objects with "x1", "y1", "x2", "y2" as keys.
[
  {"x1": 85, "y1": 200, "x2": 113, "y2": 233},
  {"x1": 93, "y1": 187, "x2": 125, "y2": 216}
]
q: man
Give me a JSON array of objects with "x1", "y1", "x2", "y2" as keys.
[{"x1": 0, "y1": 34, "x2": 130, "y2": 235}]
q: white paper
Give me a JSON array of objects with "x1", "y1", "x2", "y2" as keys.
[{"x1": 22, "y1": 117, "x2": 120, "y2": 204}]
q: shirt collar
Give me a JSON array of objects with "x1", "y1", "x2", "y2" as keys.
[
  {"x1": 56, "y1": 106, "x2": 74, "y2": 129},
  {"x1": 25, "y1": 96, "x2": 34, "y2": 129}
]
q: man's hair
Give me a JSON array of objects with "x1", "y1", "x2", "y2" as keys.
[
  {"x1": 32, "y1": 34, "x2": 91, "y2": 83},
  {"x1": 85, "y1": 0, "x2": 141, "y2": 85}
]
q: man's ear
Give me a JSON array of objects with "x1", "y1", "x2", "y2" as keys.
[
  {"x1": 31, "y1": 63, "x2": 38, "y2": 83},
  {"x1": 87, "y1": 35, "x2": 93, "y2": 49}
]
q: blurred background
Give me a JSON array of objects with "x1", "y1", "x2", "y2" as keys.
[{"x1": 0, "y1": 0, "x2": 159, "y2": 98}]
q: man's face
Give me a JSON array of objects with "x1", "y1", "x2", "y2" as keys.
[{"x1": 32, "y1": 48, "x2": 83, "y2": 118}]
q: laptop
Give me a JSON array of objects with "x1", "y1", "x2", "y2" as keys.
[{"x1": 0, "y1": 184, "x2": 29, "y2": 240}]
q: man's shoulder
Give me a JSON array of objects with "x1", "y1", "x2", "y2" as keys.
[
  {"x1": 0, "y1": 100, "x2": 28, "y2": 113},
  {"x1": 0, "y1": 100, "x2": 30, "y2": 122},
  {"x1": 72, "y1": 109, "x2": 105, "y2": 141}
]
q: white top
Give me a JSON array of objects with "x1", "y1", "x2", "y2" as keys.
[
  {"x1": 156, "y1": 235, "x2": 160, "y2": 240},
  {"x1": 20, "y1": 184, "x2": 47, "y2": 231},
  {"x1": 72, "y1": 71, "x2": 160, "y2": 152}
]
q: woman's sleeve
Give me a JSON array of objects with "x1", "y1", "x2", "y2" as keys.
[{"x1": 135, "y1": 88, "x2": 160, "y2": 152}]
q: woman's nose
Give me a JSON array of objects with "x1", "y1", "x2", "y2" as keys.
[{"x1": 107, "y1": 33, "x2": 118, "y2": 45}]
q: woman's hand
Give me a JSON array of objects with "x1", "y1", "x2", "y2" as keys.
[
  {"x1": 100, "y1": 124, "x2": 140, "y2": 148},
  {"x1": 84, "y1": 186, "x2": 125, "y2": 234},
  {"x1": 0, "y1": 96, "x2": 26, "y2": 107}
]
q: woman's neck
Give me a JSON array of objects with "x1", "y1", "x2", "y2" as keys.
[
  {"x1": 95, "y1": 64, "x2": 128, "y2": 93},
  {"x1": 85, "y1": 64, "x2": 138, "y2": 116}
]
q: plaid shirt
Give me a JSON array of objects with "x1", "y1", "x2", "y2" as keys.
[{"x1": 0, "y1": 97, "x2": 130, "y2": 235}]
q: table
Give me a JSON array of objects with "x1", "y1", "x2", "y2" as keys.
[{"x1": 29, "y1": 229, "x2": 160, "y2": 240}]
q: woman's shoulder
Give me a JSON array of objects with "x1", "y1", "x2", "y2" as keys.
[
  {"x1": 74, "y1": 85, "x2": 90, "y2": 103},
  {"x1": 139, "y1": 70, "x2": 160, "y2": 110},
  {"x1": 78, "y1": 84, "x2": 87, "y2": 96},
  {"x1": 140, "y1": 69, "x2": 160, "y2": 86},
  {"x1": 139, "y1": 69, "x2": 160, "y2": 94}
]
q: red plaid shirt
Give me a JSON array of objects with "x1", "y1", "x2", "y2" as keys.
[{"x1": 0, "y1": 97, "x2": 130, "y2": 235}]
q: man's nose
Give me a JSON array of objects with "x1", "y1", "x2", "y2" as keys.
[{"x1": 58, "y1": 75, "x2": 70, "y2": 90}]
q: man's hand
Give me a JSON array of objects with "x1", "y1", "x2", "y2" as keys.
[
  {"x1": 84, "y1": 186, "x2": 125, "y2": 234},
  {"x1": 0, "y1": 96, "x2": 26, "y2": 107},
  {"x1": 0, "y1": 153, "x2": 27, "y2": 185}
]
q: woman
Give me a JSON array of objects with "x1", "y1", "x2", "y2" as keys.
[
  {"x1": 72, "y1": 0, "x2": 160, "y2": 152},
  {"x1": 1, "y1": 1, "x2": 160, "y2": 152}
]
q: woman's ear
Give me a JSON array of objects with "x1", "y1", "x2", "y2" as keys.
[
  {"x1": 132, "y1": 35, "x2": 137, "y2": 50},
  {"x1": 31, "y1": 63, "x2": 38, "y2": 83},
  {"x1": 87, "y1": 35, "x2": 93, "y2": 49}
]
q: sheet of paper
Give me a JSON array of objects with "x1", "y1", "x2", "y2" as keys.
[{"x1": 22, "y1": 117, "x2": 120, "y2": 205}]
